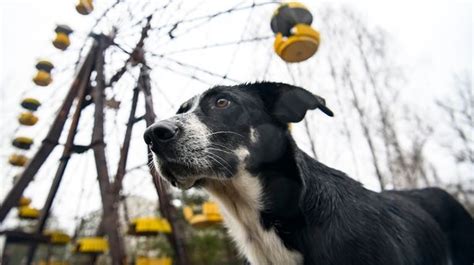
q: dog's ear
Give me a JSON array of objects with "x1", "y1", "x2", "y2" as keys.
[{"x1": 255, "y1": 82, "x2": 333, "y2": 123}]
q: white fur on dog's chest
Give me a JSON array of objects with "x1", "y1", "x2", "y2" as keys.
[{"x1": 205, "y1": 171, "x2": 303, "y2": 265}]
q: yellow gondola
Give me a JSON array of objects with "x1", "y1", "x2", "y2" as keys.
[
  {"x1": 33, "y1": 60, "x2": 54, "y2": 86},
  {"x1": 12, "y1": 136, "x2": 34, "y2": 150},
  {"x1": 21, "y1": 98, "x2": 41, "y2": 111},
  {"x1": 18, "y1": 205, "x2": 40, "y2": 220},
  {"x1": 74, "y1": 237, "x2": 108, "y2": 254},
  {"x1": 18, "y1": 112, "x2": 39, "y2": 126},
  {"x1": 45, "y1": 230, "x2": 71, "y2": 245},
  {"x1": 53, "y1": 25, "x2": 73, "y2": 50},
  {"x1": 128, "y1": 217, "x2": 172, "y2": 236},
  {"x1": 271, "y1": 2, "x2": 320, "y2": 63},
  {"x1": 183, "y1": 202, "x2": 223, "y2": 228},
  {"x1": 76, "y1": 0, "x2": 94, "y2": 15},
  {"x1": 9, "y1": 154, "x2": 28, "y2": 167},
  {"x1": 273, "y1": 24, "x2": 320, "y2": 63},
  {"x1": 38, "y1": 261, "x2": 69, "y2": 265},
  {"x1": 18, "y1": 196, "x2": 32, "y2": 207},
  {"x1": 33, "y1": 70, "x2": 52, "y2": 86},
  {"x1": 135, "y1": 257, "x2": 172, "y2": 265}
]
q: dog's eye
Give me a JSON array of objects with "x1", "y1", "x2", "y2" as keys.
[{"x1": 215, "y1": 98, "x2": 230, "y2": 109}]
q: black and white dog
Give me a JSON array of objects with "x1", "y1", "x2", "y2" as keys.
[{"x1": 144, "y1": 82, "x2": 474, "y2": 265}]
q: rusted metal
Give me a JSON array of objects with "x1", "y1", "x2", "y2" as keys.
[
  {"x1": 92, "y1": 34, "x2": 127, "y2": 265},
  {"x1": 25, "y1": 44, "x2": 97, "y2": 265},
  {"x1": 112, "y1": 87, "x2": 140, "y2": 194},
  {"x1": 139, "y1": 64, "x2": 190, "y2": 265}
]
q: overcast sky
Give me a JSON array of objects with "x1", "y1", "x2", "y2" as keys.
[
  {"x1": 0, "y1": 0, "x2": 472, "y2": 233},
  {"x1": 1, "y1": 0, "x2": 471, "y2": 98}
]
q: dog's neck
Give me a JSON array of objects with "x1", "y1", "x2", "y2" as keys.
[
  {"x1": 204, "y1": 169, "x2": 304, "y2": 265},
  {"x1": 200, "y1": 138, "x2": 306, "y2": 264},
  {"x1": 202, "y1": 136, "x2": 363, "y2": 264}
]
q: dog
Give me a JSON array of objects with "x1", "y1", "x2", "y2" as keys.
[{"x1": 143, "y1": 82, "x2": 474, "y2": 265}]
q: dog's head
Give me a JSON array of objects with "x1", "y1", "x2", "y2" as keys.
[{"x1": 144, "y1": 82, "x2": 333, "y2": 189}]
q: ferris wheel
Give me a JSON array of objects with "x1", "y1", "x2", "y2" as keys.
[{"x1": 0, "y1": 1, "x2": 323, "y2": 264}]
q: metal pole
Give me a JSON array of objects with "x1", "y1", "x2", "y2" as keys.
[
  {"x1": 112, "y1": 87, "x2": 140, "y2": 194},
  {"x1": 91, "y1": 34, "x2": 127, "y2": 265},
  {"x1": 138, "y1": 64, "x2": 190, "y2": 265},
  {"x1": 24, "y1": 45, "x2": 97, "y2": 264}
]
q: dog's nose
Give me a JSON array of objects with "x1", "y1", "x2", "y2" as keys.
[{"x1": 144, "y1": 121, "x2": 179, "y2": 145}]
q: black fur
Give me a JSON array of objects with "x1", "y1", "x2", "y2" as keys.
[
  {"x1": 145, "y1": 82, "x2": 474, "y2": 265},
  {"x1": 264, "y1": 140, "x2": 474, "y2": 264}
]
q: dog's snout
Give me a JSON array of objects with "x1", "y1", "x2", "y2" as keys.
[{"x1": 144, "y1": 121, "x2": 179, "y2": 145}]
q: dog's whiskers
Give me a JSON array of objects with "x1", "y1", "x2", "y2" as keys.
[
  {"x1": 210, "y1": 143, "x2": 234, "y2": 152},
  {"x1": 204, "y1": 151, "x2": 234, "y2": 176},
  {"x1": 204, "y1": 131, "x2": 244, "y2": 138},
  {"x1": 207, "y1": 147, "x2": 233, "y2": 155},
  {"x1": 205, "y1": 150, "x2": 233, "y2": 168}
]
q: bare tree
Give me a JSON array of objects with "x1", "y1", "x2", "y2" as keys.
[
  {"x1": 437, "y1": 73, "x2": 474, "y2": 165},
  {"x1": 304, "y1": 6, "x2": 438, "y2": 190},
  {"x1": 437, "y1": 73, "x2": 473, "y2": 208}
]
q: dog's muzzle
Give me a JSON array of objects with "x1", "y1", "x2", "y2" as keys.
[{"x1": 144, "y1": 119, "x2": 196, "y2": 189}]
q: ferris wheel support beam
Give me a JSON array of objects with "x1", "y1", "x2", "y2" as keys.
[
  {"x1": 90, "y1": 15, "x2": 190, "y2": 264},
  {"x1": 85, "y1": 17, "x2": 154, "y2": 265},
  {"x1": 25, "y1": 41, "x2": 98, "y2": 265},
  {"x1": 112, "y1": 87, "x2": 140, "y2": 195},
  {"x1": 138, "y1": 64, "x2": 190, "y2": 265},
  {"x1": 91, "y1": 34, "x2": 127, "y2": 265},
  {"x1": 0, "y1": 43, "x2": 97, "y2": 224},
  {"x1": 108, "y1": 15, "x2": 152, "y2": 87},
  {"x1": 87, "y1": 85, "x2": 140, "y2": 265}
]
